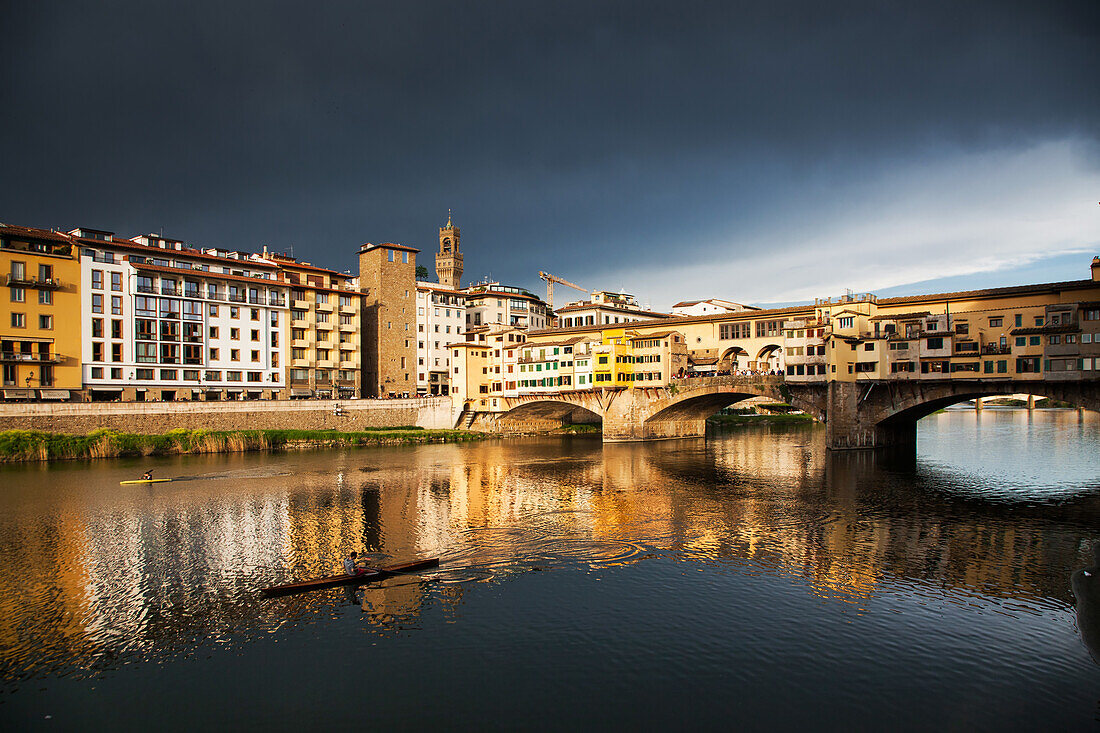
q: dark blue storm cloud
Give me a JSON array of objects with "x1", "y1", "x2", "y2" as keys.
[{"x1": 1, "y1": 1, "x2": 1097, "y2": 304}]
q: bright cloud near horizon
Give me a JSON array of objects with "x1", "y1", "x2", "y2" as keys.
[
  {"x1": 609, "y1": 138, "x2": 1100, "y2": 309},
  {"x1": 2, "y1": 1, "x2": 1097, "y2": 308}
]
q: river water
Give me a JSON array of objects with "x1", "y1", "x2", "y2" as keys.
[{"x1": 1, "y1": 408, "x2": 1099, "y2": 731}]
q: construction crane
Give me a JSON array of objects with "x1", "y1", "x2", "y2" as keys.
[{"x1": 539, "y1": 271, "x2": 588, "y2": 310}]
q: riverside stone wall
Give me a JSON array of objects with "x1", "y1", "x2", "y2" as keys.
[{"x1": 0, "y1": 397, "x2": 453, "y2": 434}]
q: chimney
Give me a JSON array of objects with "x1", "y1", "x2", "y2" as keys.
[{"x1": 1093, "y1": 256, "x2": 1100, "y2": 282}]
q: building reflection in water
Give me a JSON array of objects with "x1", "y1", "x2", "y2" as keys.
[{"x1": 1, "y1": 412, "x2": 1098, "y2": 681}]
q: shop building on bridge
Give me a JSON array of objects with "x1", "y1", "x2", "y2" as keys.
[{"x1": 448, "y1": 257, "x2": 1100, "y2": 423}]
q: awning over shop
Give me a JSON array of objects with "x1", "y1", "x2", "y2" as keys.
[
  {"x1": 315, "y1": 389, "x2": 332, "y2": 398},
  {"x1": 38, "y1": 389, "x2": 70, "y2": 400},
  {"x1": 3, "y1": 389, "x2": 33, "y2": 399},
  {"x1": 226, "y1": 388, "x2": 243, "y2": 393},
  {"x1": 291, "y1": 388, "x2": 313, "y2": 397}
]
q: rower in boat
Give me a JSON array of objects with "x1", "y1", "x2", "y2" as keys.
[
  {"x1": 141, "y1": 469, "x2": 153, "y2": 481},
  {"x1": 343, "y1": 551, "x2": 370, "y2": 577}
]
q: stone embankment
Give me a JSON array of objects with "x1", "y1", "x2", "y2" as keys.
[{"x1": 0, "y1": 397, "x2": 453, "y2": 434}]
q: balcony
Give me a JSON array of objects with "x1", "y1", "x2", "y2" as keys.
[
  {"x1": 339, "y1": 304, "x2": 357, "y2": 314},
  {"x1": 981, "y1": 345, "x2": 1011, "y2": 355},
  {"x1": 340, "y1": 360, "x2": 359, "y2": 369},
  {"x1": 315, "y1": 321, "x2": 334, "y2": 330},
  {"x1": 8, "y1": 275, "x2": 63, "y2": 290},
  {"x1": 1, "y1": 351, "x2": 62, "y2": 363},
  {"x1": 315, "y1": 301, "x2": 334, "y2": 312},
  {"x1": 292, "y1": 299, "x2": 311, "y2": 309},
  {"x1": 160, "y1": 285, "x2": 181, "y2": 296},
  {"x1": 291, "y1": 338, "x2": 311, "y2": 348},
  {"x1": 339, "y1": 341, "x2": 356, "y2": 350},
  {"x1": 228, "y1": 293, "x2": 246, "y2": 303},
  {"x1": 268, "y1": 295, "x2": 286, "y2": 307},
  {"x1": 136, "y1": 284, "x2": 157, "y2": 294},
  {"x1": 338, "y1": 322, "x2": 356, "y2": 332},
  {"x1": 291, "y1": 358, "x2": 310, "y2": 368},
  {"x1": 291, "y1": 319, "x2": 310, "y2": 329}
]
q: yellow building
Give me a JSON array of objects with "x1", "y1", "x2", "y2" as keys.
[
  {"x1": 271, "y1": 253, "x2": 364, "y2": 399},
  {"x1": 1, "y1": 225, "x2": 81, "y2": 398}
]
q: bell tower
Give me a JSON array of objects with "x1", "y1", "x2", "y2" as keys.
[{"x1": 436, "y1": 210, "x2": 463, "y2": 289}]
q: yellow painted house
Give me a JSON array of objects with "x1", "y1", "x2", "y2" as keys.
[{"x1": 1, "y1": 225, "x2": 82, "y2": 397}]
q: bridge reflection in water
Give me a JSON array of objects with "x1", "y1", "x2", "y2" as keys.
[{"x1": 1, "y1": 410, "x2": 1097, "y2": 687}]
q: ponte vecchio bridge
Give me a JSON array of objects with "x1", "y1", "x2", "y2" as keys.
[
  {"x1": 453, "y1": 257, "x2": 1100, "y2": 450},
  {"x1": 488, "y1": 374, "x2": 1100, "y2": 449}
]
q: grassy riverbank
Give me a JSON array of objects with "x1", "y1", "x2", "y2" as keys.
[{"x1": 0, "y1": 427, "x2": 487, "y2": 463}]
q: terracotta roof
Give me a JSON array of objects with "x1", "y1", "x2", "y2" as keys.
[
  {"x1": 555, "y1": 302, "x2": 670, "y2": 317},
  {"x1": 869, "y1": 311, "x2": 931, "y2": 321},
  {"x1": 416, "y1": 282, "x2": 466, "y2": 294},
  {"x1": 276, "y1": 259, "x2": 348, "y2": 276},
  {"x1": 1010, "y1": 325, "x2": 1077, "y2": 335},
  {"x1": 0, "y1": 224, "x2": 73, "y2": 243},
  {"x1": 877, "y1": 279, "x2": 1098, "y2": 307},
  {"x1": 130, "y1": 262, "x2": 290, "y2": 288},
  {"x1": 629, "y1": 331, "x2": 677, "y2": 340},
  {"x1": 359, "y1": 242, "x2": 419, "y2": 253},
  {"x1": 74, "y1": 235, "x2": 280, "y2": 268}
]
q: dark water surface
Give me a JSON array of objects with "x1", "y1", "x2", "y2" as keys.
[{"x1": 2, "y1": 408, "x2": 1099, "y2": 730}]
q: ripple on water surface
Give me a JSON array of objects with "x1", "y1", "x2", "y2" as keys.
[{"x1": 0, "y1": 415, "x2": 1098, "y2": 729}]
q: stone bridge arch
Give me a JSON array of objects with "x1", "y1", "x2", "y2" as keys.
[
  {"x1": 831, "y1": 379, "x2": 1100, "y2": 449},
  {"x1": 603, "y1": 376, "x2": 824, "y2": 441}
]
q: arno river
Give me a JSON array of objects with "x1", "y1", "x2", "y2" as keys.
[{"x1": 1, "y1": 409, "x2": 1099, "y2": 730}]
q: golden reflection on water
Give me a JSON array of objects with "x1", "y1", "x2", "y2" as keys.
[{"x1": 1, "y1": 411, "x2": 1098, "y2": 680}]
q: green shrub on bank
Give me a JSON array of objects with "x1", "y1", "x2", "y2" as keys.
[{"x1": 0, "y1": 427, "x2": 481, "y2": 463}]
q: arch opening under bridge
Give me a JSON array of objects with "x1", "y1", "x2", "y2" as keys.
[{"x1": 496, "y1": 397, "x2": 602, "y2": 431}]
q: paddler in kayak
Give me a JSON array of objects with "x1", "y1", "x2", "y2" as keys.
[
  {"x1": 141, "y1": 469, "x2": 154, "y2": 481},
  {"x1": 343, "y1": 551, "x2": 370, "y2": 577}
]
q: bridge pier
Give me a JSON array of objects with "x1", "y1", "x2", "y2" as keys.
[{"x1": 824, "y1": 382, "x2": 916, "y2": 450}]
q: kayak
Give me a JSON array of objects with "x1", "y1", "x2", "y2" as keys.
[
  {"x1": 261, "y1": 557, "x2": 440, "y2": 597},
  {"x1": 119, "y1": 478, "x2": 174, "y2": 485}
]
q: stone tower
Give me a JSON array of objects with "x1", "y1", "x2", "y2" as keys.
[
  {"x1": 436, "y1": 211, "x2": 463, "y2": 290},
  {"x1": 358, "y1": 242, "x2": 418, "y2": 398}
]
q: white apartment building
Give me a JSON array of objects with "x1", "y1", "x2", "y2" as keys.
[
  {"x1": 415, "y1": 281, "x2": 466, "y2": 395},
  {"x1": 465, "y1": 282, "x2": 551, "y2": 331},
  {"x1": 554, "y1": 290, "x2": 670, "y2": 328},
  {"x1": 670, "y1": 298, "x2": 757, "y2": 317},
  {"x1": 74, "y1": 229, "x2": 288, "y2": 401}
]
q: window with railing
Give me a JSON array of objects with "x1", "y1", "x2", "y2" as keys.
[{"x1": 159, "y1": 299, "x2": 180, "y2": 319}]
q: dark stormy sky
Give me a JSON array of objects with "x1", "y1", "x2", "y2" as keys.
[{"x1": 2, "y1": 1, "x2": 1098, "y2": 307}]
